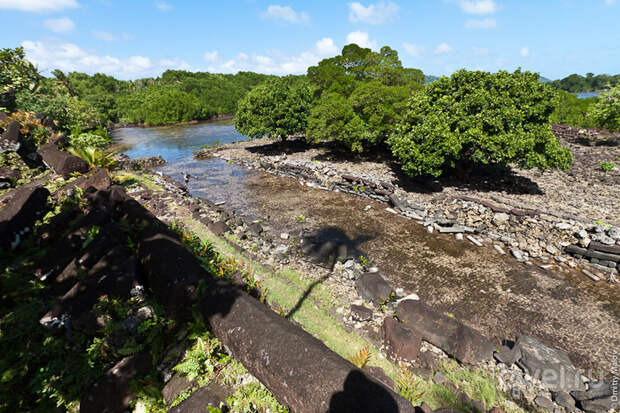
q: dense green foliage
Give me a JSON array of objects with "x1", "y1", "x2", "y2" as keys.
[
  {"x1": 551, "y1": 72, "x2": 620, "y2": 92},
  {"x1": 550, "y1": 90, "x2": 598, "y2": 128},
  {"x1": 306, "y1": 44, "x2": 424, "y2": 152},
  {"x1": 1, "y1": 43, "x2": 275, "y2": 129},
  {"x1": 234, "y1": 76, "x2": 312, "y2": 140},
  {"x1": 588, "y1": 85, "x2": 620, "y2": 131},
  {"x1": 388, "y1": 70, "x2": 573, "y2": 177},
  {"x1": 0, "y1": 47, "x2": 41, "y2": 111}
]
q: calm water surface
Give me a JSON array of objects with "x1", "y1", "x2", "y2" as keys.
[{"x1": 111, "y1": 119, "x2": 260, "y2": 211}]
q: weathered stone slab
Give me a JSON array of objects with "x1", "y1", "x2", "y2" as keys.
[
  {"x1": 78, "y1": 168, "x2": 111, "y2": 191},
  {"x1": 355, "y1": 272, "x2": 393, "y2": 304},
  {"x1": 169, "y1": 383, "x2": 229, "y2": 413},
  {"x1": 0, "y1": 121, "x2": 21, "y2": 152},
  {"x1": 566, "y1": 244, "x2": 620, "y2": 263},
  {"x1": 351, "y1": 304, "x2": 373, "y2": 321},
  {"x1": 570, "y1": 380, "x2": 613, "y2": 401},
  {"x1": 514, "y1": 335, "x2": 585, "y2": 392},
  {"x1": 80, "y1": 353, "x2": 152, "y2": 413},
  {"x1": 396, "y1": 300, "x2": 495, "y2": 365},
  {"x1": 0, "y1": 185, "x2": 49, "y2": 250},
  {"x1": 37, "y1": 142, "x2": 89, "y2": 178},
  {"x1": 162, "y1": 372, "x2": 197, "y2": 406},
  {"x1": 383, "y1": 317, "x2": 422, "y2": 362},
  {"x1": 588, "y1": 241, "x2": 620, "y2": 255},
  {"x1": 208, "y1": 220, "x2": 231, "y2": 236},
  {"x1": 199, "y1": 281, "x2": 415, "y2": 413}
]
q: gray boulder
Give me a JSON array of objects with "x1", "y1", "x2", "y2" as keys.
[
  {"x1": 0, "y1": 121, "x2": 21, "y2": 153},
  {"x1": 355, "y1": 272, "x2": 393, "y2": 304},
  {"x1": 514, "y1": 335, "x2": 585, "y2": 392}
]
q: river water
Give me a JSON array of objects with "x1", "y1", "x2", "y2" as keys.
[
  {"x1": 111, "y1": 120, "x2": 619, "y2": 374},
  {"x1": 111, "y1": 119, "x2": 261, "y2": 211}
]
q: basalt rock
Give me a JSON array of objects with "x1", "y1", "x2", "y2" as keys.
[
  {"x1": 80, "y1": 353, "x2": 152, "y2": 413},
  {"x1": 0, "y1": 185, "x2": 50, "y2": 250},
  {"x1": 37, "y1": 142, "x2": 89, "y2": 178},
  {"x1": 169, "y1": 383, "x2": 229, "y2": 413},
  {"x1": 383, "y1": 316, "x2": 422, "y2": 362},
  {"x1": 396, "y1": 300, "x2": 495, "y2": 365},
  {"x1": 355, "y1": 272, "x2": 393, "y2": 304},
  {"x1": 0, "y1": 121, "x2": 21, "y2": 153}
]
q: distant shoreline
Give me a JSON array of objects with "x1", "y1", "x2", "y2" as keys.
[{"x1": 109, "y1": 114, "x2": 234, "y2": 130}]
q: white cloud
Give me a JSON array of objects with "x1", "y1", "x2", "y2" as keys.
[
  {"x1": 472, "y1": 46, "x2": 489, "y2": 56},
  {"x1": 316, "y1": 37, "x2": 338, "y2": 55},
  {"x1": 204, "y1": 51, "x2": 219, "y2": 62},
  {"x1": 403, "y1": 42, "x2": 424, "y2": 57},
  {"x1": 21, "y1": 39, "x2": 190, "y2": 79},
  {"x1": 205, "y1": 38, "x2": 344, "y2": 75},
  {"x1": 520, "y1": 46, "x2": 529, "y2": 57},
  {"x1": 0, "y1": 0, "x2": 79, "y2": 12},
  {"x1": 464, "y1": 18, "x2": 496, "y2": 28},
  {"x1": 345, "y1": 31, "x2": 378, "y2": 50},
  {"x1": 261, "y1": 5, "x2": 309, "y2": 23},
  {"x1": 604, "y1": 0, "x2": 616, "y2": 4},
  {"x1": 44, "y1": 17, "x2": 74, "y2": 33},
  {"x1": 348, "y1": 1, "x2": 399, "y2": 25},
  {"x1": 434, "y1": 42, "x2": 453, "y2": 54},
  {"x1": 155, "y1": 1, "x2": 172, "y2": 12},
  {"x1": 92, "y1": 30, "x2": 116, "y2": 41},
  {"x1": 456, "y1": 0, "x2": 497, "y2": 15}
]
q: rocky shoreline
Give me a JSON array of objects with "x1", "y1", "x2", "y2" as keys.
[
  {"x1": 128, "y1": 167, "x2": 617, "y2": 413},
  {"x1": 194, "y1": 129, "x2": 620, "y2": 285}
]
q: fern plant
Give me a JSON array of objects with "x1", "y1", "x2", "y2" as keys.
[
  {"x1": 349, "y1": 345, "x2": 371, "y2": 369},
  {"x1": 396, "y1": 366, "x2": 426, "y2": 406},
  {"x1": 173, "y1": 333, "x2": 231, "y2": 386}
]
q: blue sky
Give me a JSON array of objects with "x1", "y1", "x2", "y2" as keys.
[{"x1": 1, "y1": 0, "x2": 618, "y2": 80}]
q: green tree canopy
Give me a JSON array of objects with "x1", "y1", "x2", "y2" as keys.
[
  {"x1": 306, "y1": 44, "x2": 423, "y2": 152},
  {"x1": 589, "y1": 85, "x2": 620, "y2": 131},
  {"x1": 0, "y1": 47, "x2": 41, "y2": 111},
  {"x1": 235, "y1": 76, "x2": 312, "y2": 141},
  {"x1": 388, "y1": 69, "x2": 573, "y2": 177}
]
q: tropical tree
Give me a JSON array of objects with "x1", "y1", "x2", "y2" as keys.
[
  {"x1": 235, "y1": 76, "x2": 312, "y2": 141},
  {"x1": 388, "y1": 69, "x2": 573, "y2": 177},
  {"x1": 0, "y1": 47, "x2": 41, "y2": 111},
  {"x1": 588, "y1": 86, "x2": 620, "y2": 131}
]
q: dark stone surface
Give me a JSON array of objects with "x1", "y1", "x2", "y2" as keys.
[
  {"x1": 78, "y1": 168, "x2": 111, "y2": 191},
  {"x1": 588, "y1": 241, "x2": 620, "y2": 255},
  {"x1": 351, "y1": 304, "x2": 373, "y2": 321},
  {"x1": 388, "y1": 193, "x2": 409, "y2": 211},
  {"x1": 37, "y1": 142, "x2": 90, "y2": 178},
  {"x1": 534, "y1": 395, "x2": 554, "y2": 411},
  {"x1": 570, "y1": 380, "x2": 612, "y2": 401},
  {"x1": 247, "y1": 221, "x2": 264, "y2": 235},
  {"x1": 0, "y1": 185, "x2": 49, "y2": 250},
  {"x1": 514, "y1": 335, "x2": 585, "y2": 392},
  {"x1": 417, "y1": 402, "x2": 432, "y2": 413},
  {"x1": 0, "y1": 167, "x2": 20, "y2": 182},
  {"x1": 0, "y1": 121, "x2": 21, "y2": 152},
  {"x1": 208, "y1": 220, "x2": 231, "y2": 236},
  {"x1": 551, "y1": 391, "x2": 576, "y2": 411},
  {"x1": 199, "y1": 281, "x2": 415, "y2": 413},
  {"x1": 493, "y1": 344, "x2": 521, "y2": 366},
  {"x1": 162, "y1": 373, "x2": 196, "y2": 406},
  {"x1": 383, "y1": 317, "x2": 422, "y2": 362},
  {"x1": 396, "y1": 300, "x2": 495, "y2": 365},
  {"x1": 169, "y1": 383, "x2": 229, "y2": 413},
  {"x1": 579, "y1": 396, "x2": 613, "y2": 413},
  {"x1": 355, "y1": 272, "x2": 393, "y2": 304},
  {"x1": 80, "y1": 353, "x2": 152, "y2": 413}
]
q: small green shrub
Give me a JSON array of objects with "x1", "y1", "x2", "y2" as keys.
[
  {"x1": 600, "y1": 161, "x2": 615, "y2": 172},
  {"x1": 69, "y1": 130, "x2": 111, "y2": 149},
  {"x1": 589, "y1": 86, "x2": 620, "y2": 131},
  {"x1": 67, "y1": 146, "x2": 116, "y2": 169},
  {"x1": 173, "y1": 332, "x2": 230, "y2": 386}
]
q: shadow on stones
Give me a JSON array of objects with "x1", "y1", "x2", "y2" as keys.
[
  {"x1": 301, "y1": 226, "x2": 373, "y2": 269},
  {"x1": 392, "y1": 163, "x2": 544, "y2": 196},
  {"x1": 245, "y1": 137, "x2": 312, "y2": 156},
  {"x1": 328, "y1": 370, "x2": 400, "y2": 413}
]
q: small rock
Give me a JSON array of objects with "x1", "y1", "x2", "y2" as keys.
[
  {"x1": 555, "y1": 222, "x2": 573, "y2": 231},
  {"x1": 351, "y1": 304, "x2": 373, "y2": 322},
  {"x1": 534, "y1": 395, "x2": 554, "y2": 411},
  {"x1": 551, "y1": 391, "x2": 576, "y2": 411},
  {"x1": 355, "y1": 272, "x2": 393, "y2": 304},
  {"x1": 510, "y1": 248, "x2": 524, "y2": 261},
  {"x1": 493, "y1": 212, "x2": 510, "y2": 225},
  {"x1": 433, "y1": 371, "x2": 447, "y2": 385},
  {"x1": 455, "y1": 233, "x2": 463, "y2": 241},
  {"x1": 364, "y1": 205, "x2": 372, "y2": 212},
  {"x1": 280, "y1": 232, "x2": 289, "y2": 240},
  {"x1": 494, "y1": 245, "x2": 506, "y2": 255}
]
